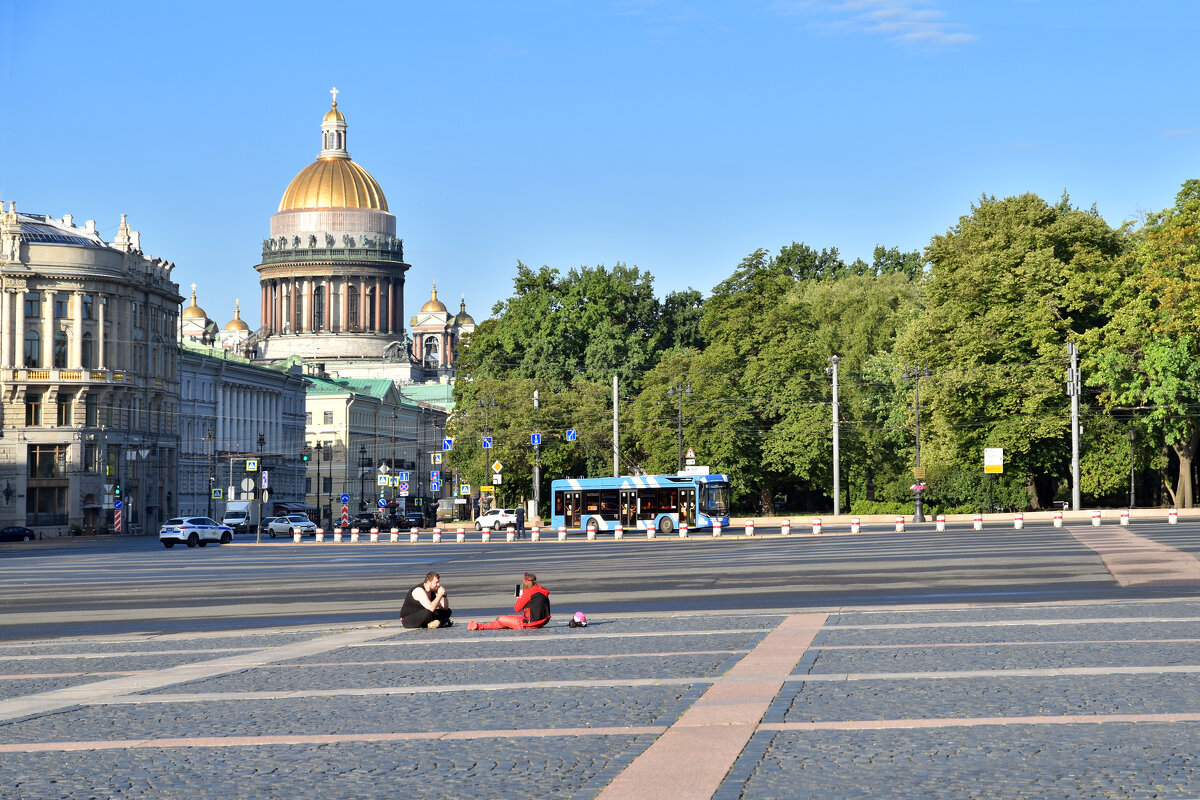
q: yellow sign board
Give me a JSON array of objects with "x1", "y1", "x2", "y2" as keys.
[
  {"x1": 913, "y1": 467, "x2": 926, "y2": 480},
  {"x1": 984, "y1": 447, "x2": 1004, "y2": 474},
  {"x1": 481, "y1": 485, "x2": 495, "y2": 492}
]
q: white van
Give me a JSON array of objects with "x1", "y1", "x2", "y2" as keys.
[{"x1": 221, "y1": 500, "x2": 253, "y2": 534}]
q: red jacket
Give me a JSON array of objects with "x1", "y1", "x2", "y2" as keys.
[{"x1": 515, "y1": 585, "x2": 551, "y2": 628}]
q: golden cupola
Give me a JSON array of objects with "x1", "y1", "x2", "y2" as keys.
[
  {"x1": 181, "y1": 284, "x2": 208, "y2": 320},
  {"x1": 455, "y1": 294, "x2": 475, "y2": 325},
  {"x1": 224, "y1": 299, "x2": 251, "y2": 332},
  {"x1": 277, "y1": 88, "x2": 388, "y2": 212},
  {"x1": 421, "y1": 282, "x2": 449, "y2": 314}
]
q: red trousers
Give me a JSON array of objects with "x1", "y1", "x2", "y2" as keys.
[{"x1": 476, "y1": 614, "x2": 547, "y2": 630}]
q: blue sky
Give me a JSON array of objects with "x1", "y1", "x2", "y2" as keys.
[{"x1": 2, "y1": 1, "x2": 1197, "y2": 330}]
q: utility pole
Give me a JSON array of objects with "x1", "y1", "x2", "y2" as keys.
[
  {"x1": 533, "y1": 390, "x2": 541, "y2": 517},
  {"x1": 668, "y1": 379, "x2": 692, "y2": 473},
  {"x1": 612, "y1": 376, "x2": 619, "y2": 477},
  {"x1": 902, "y1": 365, "x2": 930, "y2": 524},
  {"x1": 827, "y1": 355, "x2": 840, "y2": 515},
  {"x1": 1067, "y1": 342, "x2": 1081, "y2": 511}
]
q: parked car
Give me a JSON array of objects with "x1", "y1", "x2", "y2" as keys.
[
  {"x1": 401, "y1": 510, "x2": 426, "y2": 529},
  {"x1": 475, "y1": 508, "x2": 518, "y2": 531},
  {"x1": 0, "y1": 526, "x2": 35, "y2": 542},
  {"x1": 159, "y1": 517, "x2": 232, "y2": 549},
  {"x1": 266, "y1": 514, "x2": 317, "y2": 538}
]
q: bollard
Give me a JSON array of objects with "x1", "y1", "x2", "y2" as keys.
[
  {"x1": 506, "y1": 526, "x2": 516, "y2": 542},
  {"x1": 679, "y1": 521, "x2": 688, "y2": 538},
  {"x1": 333, "y1": 529, "x2": 343, "y2": 543},
  {"x1": 1053, "y1": 511, "x2": 1062, "y2": 528},
  {"x1": 586, "y1": 524, "x2": 596, "y2": 541},
  {"x1": 614, "y1": 523, "x2": 623, "y2": 540},
  {"x1": 647, "y1": 523, "x2": 656, "y2": 540},
  {"x1": 350, "y1": 527, "x2": 359, "y2": 543},
  {"x1": 293, "y1": 530, "x2": 302, "y2": 543},
  {"x1": 895, "y1": 516, "x2": 905, "y2": 533},
  {"x1": 456, "y1": 527, "x2": 466, "y2": 543},
  {"x1": 1092, "y1": 511, "x2": 1102, "y2": 527},
  {"x1": 1014, "y1": 513, "x2": 1023, "y2": 530},
  {"x1": 851, "y1": 517, "x2": 861, "y2": 534},
  {"x1": 531, "y1": 526, "x2": 540, "y2": 542},
  {"x1": 481, "y1": 530, "x2": 491, "y2": 543},
  {"x1": 1120, "y1": 510, "x2": 1130, "y2": 526},
  {"x1": 935, "y1": 514, "x2": 945, "y2": 532},
  {"x1": 432, "y1": 530, "x2": 442, "y2": 543},
  {"x1": 370, "y1": 528, "x2": 380, "y2": 543},
  {"x1": 390, "y1": 527, "x2": 399, "y2": 539},
  {"x1": 712, "y1": 521, "x2": 722, "y2": 538},
  {"x1": 745, "y1": 520, "x2": 755, "y2": 536},
  {"x1": 410, "y1": 527, "x2": 420, "y2": 543},
  {"x1": 314, "y1": 528, "x2": 325, "y2": 543},
  {"x1": 973, "y1": 513, "x2": 983, "y2": 531},
  {"x1": 780, "y1": 519, "x2": 791, "y2": 536},
  {"x1": 558, "y1": 525, "x2": 567, "y2": 541},
  {"x1": 1169, "y1": 508, "x2": 1179, "y2": 525},
  {"x1": 812, "y1": 518, "x2": 823, "y2": 535}
]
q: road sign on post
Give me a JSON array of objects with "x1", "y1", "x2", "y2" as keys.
[
  {"x1": 531, "y1": 433, "x2": 541, "y2": 446},
  {"x1": 984, "y1": 448, "x2": 1004, "y2": 474},
  {"x1": 566, "y1": 429, "x2": 577, "y2": 441},
  {"x1": 482, "y1": 436, "x2": 493, "y2": 449},
  {"x1": 443, "y1": 438, "x2": 454, "y2": 451},
  {"x1": 246, "y1": 459, "x2": 258, "y2": 472}
]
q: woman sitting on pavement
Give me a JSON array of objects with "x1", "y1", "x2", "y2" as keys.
[{"x1": 468, "y1": 572, "x2": 551, "y2": 630}]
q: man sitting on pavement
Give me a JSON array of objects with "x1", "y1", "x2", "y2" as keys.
[{"x1": 400, "y1": 571, "x2": 453, "y2": 628}]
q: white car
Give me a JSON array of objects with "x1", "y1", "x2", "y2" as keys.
[
  {"x1": 475, "y1": 508, "x2": 518, "y2": 531},
  {"x1": 266, "y1": 514, "x2": 317, "y2": 538},
  {"x1": 160, "y1": 517, "x2": 233, "y2": 549}
]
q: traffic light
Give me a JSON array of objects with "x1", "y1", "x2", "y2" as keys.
[
  {"x1": 113, "y1": 483, "x2": 121, "y2": 497},
  {"x1": 302, "y1": 448, "x2": 311, "y2": 463}
]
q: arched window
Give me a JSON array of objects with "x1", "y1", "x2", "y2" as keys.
[
  {"x1": 312, "y1": 285, "x2": 325, "y2": 331},
  {"x1": 54, "y1": 330, "x2": 69, "y2": 368},
  {"x1": 348, "y1": 286, "x2": 359, "y2": 330},
  {"x1": 423, "y1": 336, "x2": 440, "y2": 368},
  {"x1": 81, "y1": 333, "x2": 94, "y2": 369},
  {"x1": 23, "y1": 330, "x2": 39, "y2": 368}
]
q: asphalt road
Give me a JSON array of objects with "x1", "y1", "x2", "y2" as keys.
[{"x1": 4, "y1": 518, "x2": 1200, "y2": 642}]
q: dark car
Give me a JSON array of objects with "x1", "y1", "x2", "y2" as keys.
[
  {"x1": 401, "y1": 511, "x2": 426, "y2": 529},
  {"x1": 0, "y1": 526, "x2": 35, "y2": 542}
]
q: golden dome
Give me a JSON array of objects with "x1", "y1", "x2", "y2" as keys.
[
  {"x1": 278, "y1": 158, "x2": 388, "y2": 212},
  {"x1": 421, "y1": 282, "x2": 448, "y2": 314},
  {"x1": 224, "y1": 300, "x2": 251, "y2": 332},
  {"x1": 323, "y1": 106, "x2": 345, "y2": 124},
  {"x1": 454, "y1": 294, "x2": 475, "y2": 325},
  {"x1": 182, "y1": 285, "x2": 208, "y2": 319}
]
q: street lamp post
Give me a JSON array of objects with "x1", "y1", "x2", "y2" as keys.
[
  {"x1": 204, "y1": 427, "x2": 215, "y2": 519},
  {"x1": 667, "y1": 380, "x2": 692, "y2": 473},
  {"x1": 255, "y1": 433, "x2": 266, "y2": 544},
  {"x1": 1129, "y1": 426, "x2": 1136, "y2": 509},
  {"x1": 827, "y1": 355, "x2": 840, "y2": 515},
  {"x1": 902, "y1": 365, "x2": 930, "y2": 524},
  {"x1": 533, "y1": 390, "x2": 540, "y2": 520},
  {"x1": 315, "y1": 441, "x2": 324, "y2": 527},
  {"x1": 359, "y1": 443, "x2": 369, "y2": 511},
  {"x1": 477, "y1": 396, "x2": 497, "y2": 511}
]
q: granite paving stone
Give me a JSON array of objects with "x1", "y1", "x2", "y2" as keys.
[
  {"x1": 0, "y1": 654, "x2": 230, "y2": 675},
  {"x1": 799, "y1": 641, "x2": 1200, "y2": 674},
  {"x1": 0, "y1": 676, "x2": 112, "y2": 700},
  {"x1": 818, "y1": 621, "x2": 1200, "y2": 647}
]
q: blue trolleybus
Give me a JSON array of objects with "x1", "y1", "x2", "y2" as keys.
[{"x1": 549, "y1": 473, "x2": 731, "y2": 534}]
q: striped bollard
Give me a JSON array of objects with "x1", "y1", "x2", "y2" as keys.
[
  {"x1": 586, "y1": 524, "x2": 596, "y2": 541},
  {"x1": 314, "y1": 528, "x2": 324, "y2": 543},
  {"x1": 432, "y1": 530, "x2": 441, "y2": 543},
  {"x1": 646, "y1": 521, "x2": 655, "y2": 540},
  {"x1": 349, "y1": 527, "x2": 359, "y2": 543},
  {"x1": 1053, "y1": 511, "x2": 1062, "y2": 528},
  {"x1": 973, "y1": 513, "x2": 983, "y2": 531},
  {"x1": 333, "y1": 529, "x2": 342, "y2": 543},
  {"x1": 894, "y1": 516, "x2": 905, "y2": 533},
  {"x1": 315, "y1": 527, "x2": 324, "y2": 541},
  {"x1": 712, "y1": 521, "x2": 721, "y2": 538},
  {"x1": 1013, "y1": 513, "x2": 1023, "y2": 530},
  {"x1": 780, "y1": 519, "x2": 791, "y2": 536},
  {"x1": 678, "y1": 521, "x2": 688, "y2": 538},
  {"x1": 1091, "y1": 511, "x2": 1102, "y2": 527},
  {"x1": 370, "y1": 527, "x2": 379, "y2": 543},
  {"x1": 558, "y1": 525, "x2": 567, "y2": 541},
  {"x1": 293, "y1": 530, "x2": 302, "y2": 543},
  {"x1": 1169, "y1": 508, "x2": 1179, "y2": 525},
  {"x1": 531, "y1": 526, "x2": 540, "y2": 542},
  {"x1": 614, "y1": 523, "x2": 623, "y2": 541},
  {"x1": 935, "y1": 514, "x2": 945, "y2": 532},
  {"x1": 850, "y1": 517, "x2": 861, "y2": 534},
  {"x1": 456, "y1": 527, "x2": 466, "y2": 543},
  {"x1": 390, "y1": 527, "x2": 399, "y2": 540},
  {"x1": 1120, "y1": 510, "x2": 1130, "y2": 526},
  {"x1": 812, "y1": 518, "x2": 823, "y2": 535},
  {"x1": 481, "y1": 530, "x2": 491, "y2": 543},
  {"x1": 745, "y1": 520, "x2": 755, "y2": 536},
  {"x1": 410, "y1": 527, "x2": 420, "y2": 543}
]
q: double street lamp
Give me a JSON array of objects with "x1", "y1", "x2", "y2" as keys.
[{"x1": 902, "y1": 365, "x2": 930, "y2": 523}]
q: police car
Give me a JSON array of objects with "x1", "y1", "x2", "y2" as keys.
[{"x1": 159, "y1": 516, "x2": 233, "y2": 548}]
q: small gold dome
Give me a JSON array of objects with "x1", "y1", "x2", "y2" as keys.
[
  {"x1": 224, "y1": 300, "x2": 251, "y2": 332},
  {"x1": 421, "y1": 283, "x2": 448, "y2": 314},
  {"x1": 323, "y1": 106, "x2": 345, "y2": 124},
  {"x1": 182, "y1": 285, "x2": 208, "y2": 319},
  {"x1": 455, "y1": 295, "x2": 475, "y2": 325},
  {"x1": 278, "y1": 158, "x2": 388, "y2": 212}
]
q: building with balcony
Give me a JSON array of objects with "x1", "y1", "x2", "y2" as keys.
[{"x1": 0, "y1": 203, "x2": 182, "y2": 535}]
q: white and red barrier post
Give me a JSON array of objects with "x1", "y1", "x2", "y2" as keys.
[
  {"x1": 558, "y1": 525, "x2": 567, "y2": 541},
  {"x1": 1091, "y1": 511, "x2": 1102, "y2": 527},
  {"x1": 1013, "y1": 513, "x2": 1023, "y2": 530},
  {"x1": 370, "y1": 527, "x2": 380, "y2": 543},
  {"x1": 935, "y1": 514, "x2": 946, "y2": 532},
  {"x1": 894, "y1": 516, "x2": 905, "y2": 533},
  {"x1": 712, "y1": 520, "x2": 721, "y2": 538},
  {"x1": 456, "y1": 527, "x2": 466, "y2": 543},
  {"x1": 349, "y1": 527, "x2": 359, "y2": 543},
  {"x1": 812, "y1": 518, "x2": 823, "y2": 535},
  {"x1": 531, "y1": 526, "x2": 540, "y2": 542},
  {"x1": 850, "y1": 517, "x2": 861, "y2": 534},
  {"x1": 678, "y1": 521, "x2": 688, "y2": 538},
  {"x1": 745, "y1": 520, "x2": 755, "y2": 536},
  {"x1": 1169, "y1": 508, "x2": 1179, "y2": 525},
  {"x1": 1053, "y1": 511, "x2": 1062, "y2": 528},
  {"x1": 1120, "y1": 510, "x2": 1130, "y2": 527},
  {"x1": 780, "y1": 519, "x2": 791, "y2": 536},
  {"x1": 973, "y1": 513, "x2": 983, "y2": 531}
]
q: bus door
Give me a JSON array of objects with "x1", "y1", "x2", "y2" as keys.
[
  {"x1": 564, "y1": 491, "x2": 581, "y2": 527},
  {"x1": 620, "y1": 489, "x2": 637, "y2": 527},
  {"x1": 681, "y1": 487, "x2": 697, "y2": 526}
]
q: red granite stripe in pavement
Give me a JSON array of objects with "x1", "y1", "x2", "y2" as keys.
[
  {"x1": 596, "y1": 613, "x2": 826, "y2": 800},
  {"x1": 1069, "y1": 525, "x2": 1200, "y2": 587},
  {"x1": 760, "y1": 712, "x2": 1200, "y2": 730}
]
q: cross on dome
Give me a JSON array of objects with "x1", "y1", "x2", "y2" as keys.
[{"x1": 330, "y1": 86, "x2": 339, "y2": 107}]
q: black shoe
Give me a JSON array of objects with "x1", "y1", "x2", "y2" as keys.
[{"x1": 442, "y1": 620, "x2": 454, "y2": 628}]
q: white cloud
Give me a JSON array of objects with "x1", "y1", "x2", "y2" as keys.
[{"x1": 776, "y1": 0, "x2": 977, "y2": 47}]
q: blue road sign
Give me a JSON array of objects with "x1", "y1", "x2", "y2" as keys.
[
  {"x1": 431, "y1": 470, "x2": 440, "y2": 481},
  {"x1": 443, "y1": 438, "x2": 453, "y2": 451},
  {"x1": 566, "y1": 429, "x2": 577, "y2": 441},
  {"x1": 340, "y1": 493, "x2": 350, "y2": 503},
  {"x1": 482, "y1": 436, "x2": 493, "y2": 449},
  {"x1": 531, "y1": 432, "x2": 542, "y2": 446},
  {"x1": 430, "y1": 480, "x2": 441, "y2": 492},
  {"x1": 113, "y1": 500, "x2": 123, "y2": 510},
  {"x1": 399, "y1": 482, "x2": 409, "y2": 492},
  {"x1": 432, "y1": 453, "x2": 442, "y2": 464},
  {"x1": 398, "y1": 471, "x2": 410, "y2": 482},
  {"x1": 378, "y1": 499, "x2": 387, "y2": 508}
]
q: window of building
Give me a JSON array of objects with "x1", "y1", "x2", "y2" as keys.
[
  {"x1": 305, "y1": 411, "x2": 312, "y2": 425},
  {"x1": 23, "y1": 330, "x2": 39, "y2": 368},
  {"x1": 366, "y1": 287, "x2": 376, "y2": 330},
  {"x1": 28, "y1": 444, "x2": 66, "y2": 478},
  {"x1": 24, "y1": 292, "x2": 40, "y2": 318},
  {"x1": 25, "y1": 394, "x2": 41, "y2": 426},
  {"x1": 322, "y1": 476, "x2": 333, "y2": 493},
  {"x1": 331, "y1": 286, "x2": 341, "y2": 330},
  {"x1": 84, "y1": 443, "x2": 97, "y2": 472},
  {"x1": 82, "y1": 295, "x2": 94, "y2": 319},
  {"x1": 54, "y1": 293, "x2": 69, "y2": 318},
  {"x1": 81, "y1": 332, "x2": 94, "y2": 369},
  {"x1": 56, "y1": 397, "x2": 72, "y2": 426},
  {"x1": 323, "y1": 410, "x2": 333, "y2": 425},
  {"x1": 348, "y1": 286, "x2": 359, "y2": 329},
  {"x1": 85, "y1": 394, "x2": 98, "y2": 427},
  {"x1": 313, "y1": 286, "x2": 325, "y2": 331},
  {"x1": 305, "y1": 477, "x2": 312, "y2": 494},
  {"x1": 54, "y1": 330, "x2": 68, "y2": 368}
]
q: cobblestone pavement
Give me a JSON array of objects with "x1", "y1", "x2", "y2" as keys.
[{"x1": 2, "y1": 598, "x2": 1200, "y2": 799}]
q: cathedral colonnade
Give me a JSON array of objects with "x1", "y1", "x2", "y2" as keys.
[{"x1": 260, "y1": 275, "x2": 402, "y2": 335}]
